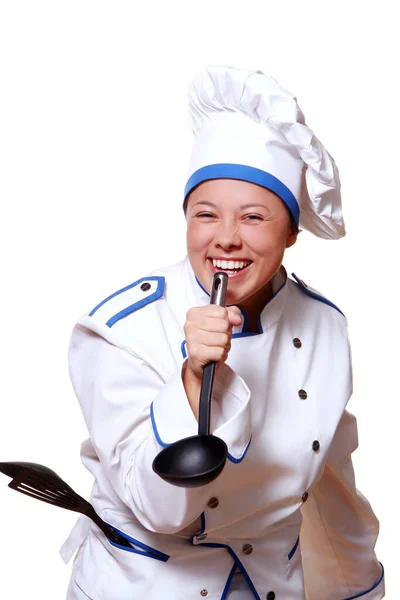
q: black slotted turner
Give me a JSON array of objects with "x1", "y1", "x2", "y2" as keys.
[{"x1": 0, "y1": 461, "x2": 132, "y2": 548}]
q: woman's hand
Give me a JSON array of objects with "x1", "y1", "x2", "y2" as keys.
[{"x1": 182, "y1": 304, "x2": 242, "y2": 419}]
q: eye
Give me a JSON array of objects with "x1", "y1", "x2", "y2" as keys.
[
  {"x1": 244, "y1": 214, "x2": 263, "y2": 221},
  {"x1": 196, "y1": 212, "x2": 215, "y2": 219}
]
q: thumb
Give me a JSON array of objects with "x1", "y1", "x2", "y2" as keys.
[{"x1": 227, "y1": 306, "x2": 243, "y2": 327}]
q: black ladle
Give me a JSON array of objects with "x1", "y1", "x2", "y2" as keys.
[
  {"x1": 152, "y1": 271, "x2": 228, "y2": 488},
  {"x1": 0, "y1": 461, "x2": 132, "y2": 548}
]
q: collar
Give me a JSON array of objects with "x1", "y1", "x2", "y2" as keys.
[{"x1": 184, "y1": 256, "x2": 288, "y2": 335}]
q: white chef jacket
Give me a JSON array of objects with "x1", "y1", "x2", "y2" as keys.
[{"x1": 61, "y1": 257, "x2": 384, "y2": 600}]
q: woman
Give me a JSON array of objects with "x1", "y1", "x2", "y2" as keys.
[{"x1": 62, "y1": 66, "x2": 384, "y2": 599}]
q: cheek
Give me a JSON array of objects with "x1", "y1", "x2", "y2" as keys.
[
  {"x1": 186, "y1": 224, "x2": 212, "y2": 253},
  {"x1": 245, "y1": 227, "x2": 288, "y2": 258}
]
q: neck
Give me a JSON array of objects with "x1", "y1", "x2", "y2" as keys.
[{"x1": 239, "y1": 279, "x2": 274, "y2": 333}]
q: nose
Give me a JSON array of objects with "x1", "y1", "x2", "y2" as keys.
[{"x1": 214, "y1": 219, "x2": 242, "y2": 250}]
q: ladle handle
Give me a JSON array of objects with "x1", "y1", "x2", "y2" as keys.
[{"x1": 198, "y1": 272, "x2": 228, "y2": 437}]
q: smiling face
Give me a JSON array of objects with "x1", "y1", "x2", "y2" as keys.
[{"x1": 185, "y1": 178, "x2": 298, "y2": 317}]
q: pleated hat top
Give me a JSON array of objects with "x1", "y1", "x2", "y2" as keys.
[{"x1": 184, "y1": 65, "x2": 345, "y2": 240}]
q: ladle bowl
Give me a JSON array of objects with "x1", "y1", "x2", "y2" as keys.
[
  {"x1": 152, "y1": 272, "x2": 228, "y2": 487},
  {"x1": 152, "y1": 433, "x2": 227, "y2": 488}
]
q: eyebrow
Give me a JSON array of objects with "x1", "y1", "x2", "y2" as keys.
[
  {"x1": 192, "y1": 201, "x2": 269, "y2": 210},
  {"x1": 239, "y1": 203, "x2": 269, "y2": 210},
  {"x1": 191, "y1": 201, "x2": 216, "y2": 208}
]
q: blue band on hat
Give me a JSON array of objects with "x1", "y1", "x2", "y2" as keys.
[{"x1": 184, "y1": 163, "x2": 300, "y2": 227}]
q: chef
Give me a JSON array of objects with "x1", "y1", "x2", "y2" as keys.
[{"x1": 61, "y1": 66, "x2": 384, "y2": 599}]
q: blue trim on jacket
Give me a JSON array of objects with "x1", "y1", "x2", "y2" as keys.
[
  {"x1": 199, "y1": 511, "x2": 206, "y2": 534},
  {"x1": 343, "y1": 563, "x2": 384, "y2": 599},
  {"x1": 104, "y1": 522, "x2": 170, "y2": 562},
  {"x1": 222, "y1": 564, "x2": 238, "y2": 600},
  {"x1": 150, "y1": 402, "x2": 168, "y2": 448},
  {"x1": 288, "y1": 536, "x2": 299, "y2": 560},
  {"x1": 150, "y1": 401, "x2": 251, "y2": 463},
  {"x1": 184, "y1": 163, "x2": 300, "y2": 228},
  {"x1": 227, "y1": 437, "x2": 252, "y2": 464},
  {"x1": 191, "y1": 512, "x2": 260, "y2": 598},
  {"x1": 195, "y1": 275, "x2": 209, "y2": 296},
  {"x1": 291, "y1": 273, "x2": 345, "y2": 317},
  {"x1": 193, "y1": 540, "x2": 261, "y2": 599},
  {"x1": 88, "y1": 276, "x2": 165, "y2": 327}
]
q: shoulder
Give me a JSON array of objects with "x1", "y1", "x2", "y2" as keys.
[
  {"x1": 84, "y1": 260, "x2": 186, "y2": 329},
  {"x1": 88, "y1": 275, "x2": 165, "y2": 328},
  {"x1": 289, "y1": 272, "x2": 346, "y2": 318},
  {"x1": 70, "y1": 261, "x2": 188, "y2": 364}
]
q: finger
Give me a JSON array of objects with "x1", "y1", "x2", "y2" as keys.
[
  {"x1": 187, "y1": 332, "x2": 231, "y2": 351},
  {"x1": 194, "y1": 316, "x2": 231, "y2": 334},
  {"x1": 193, "y1": 345, "x2": 229, "y2": 365},
  {"x1": 227, "y1": 306, "x2": 243, "y2": 326},
  {"x1": 187, "y1": 347, "x2": 228, "y2": 376},
  {"x1": 184, "y1": 321, "x2": 230, "y2": 344},
  {"x1": 190, "y1": 305, "x2": 228, "y2": 319}
]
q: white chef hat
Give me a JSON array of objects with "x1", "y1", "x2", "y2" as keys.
[{"x1": 184, "y1": 66, "x2": 345, "y2": 240}]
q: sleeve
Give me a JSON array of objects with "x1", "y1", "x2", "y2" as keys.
[
  {"x1": 68, "y1": 320, "x2": 251, "y2": 535},
  {"x1": 300, "y1": 410, "x2": 385, "y2": 600}
]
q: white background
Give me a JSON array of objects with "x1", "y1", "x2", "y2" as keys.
[{"x1": 0, "y1": 1, "x2": 398, "y2": 597}]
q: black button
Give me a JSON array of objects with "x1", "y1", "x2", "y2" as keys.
[
  {"x1": 207, "y1": 497, "x2": 219, "y2": 509},
  {"x1": 302, "y1": 492, "x2": 309, "y2": 502},
  {"x1": 293, "y1": 337, "x2": 302, "y2": 348},
  {"x1": 298, "y1": 389, "x2": 307, "y2": 400},
  {"x1": 140, "y1": 282, "x2": 151, "y2": 291},
  {"x1": 267, "y1": 592, "x2": 276, "y2": 600},
  {"x1": 312, "y1": 440, "x2": 320, "y2": 452},
  {"x1": 200, "y1": 591, "x2": 208, "y2": 597},
  {"x1": 242, "y1": 543, "x2": 253, "y2": 555}
]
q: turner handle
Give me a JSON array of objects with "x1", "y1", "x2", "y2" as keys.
[
  {"x1": 86, "y1": 505, "x2": 132, "y2": 548},
  {"x1": 198, "y1": 272, "x2": 228, "y2": 437}
]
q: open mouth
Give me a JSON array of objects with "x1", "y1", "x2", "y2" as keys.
[{"x1": 209, "y1": 258, "x2": 252, "y2": 277}]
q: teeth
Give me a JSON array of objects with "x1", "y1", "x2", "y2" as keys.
[{"x1": 212, "y1": 259, "x2": 250, "y2": 270}]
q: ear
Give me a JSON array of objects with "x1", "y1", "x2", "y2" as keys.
[{"x1": 285, "y1": 220, "x2": 298, "y2": 249}]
